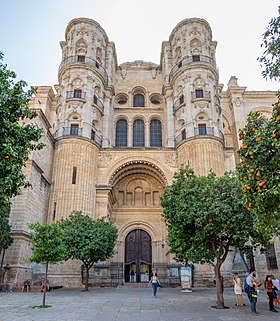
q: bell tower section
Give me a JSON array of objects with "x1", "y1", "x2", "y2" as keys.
[
  {"x1": 162, "y1": 18, "x2": 225, "y2": 175},
  {"x1": 49, "y1": 18, "x2": 117, "y2": 221}
]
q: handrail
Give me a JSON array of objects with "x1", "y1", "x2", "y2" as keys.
[
  {"x1": 169, "y1": 55, "x2": 217, "y2": 82},
  {"x1": 59, "y1": 55, "x2": 108, "y2": 84},
  {"x1": 53, "y1": 127, "x2": 102, "y2": 147},
  {"x1": 66, "y1": 91, "x2": 86, "y2": 100},
  {"x1": 175, "y1": 127, "x2": 224, "y2": 146},
  {"x1": 173, "y1": 95, "x2": 185, "y2": 112},
  {"x1": 92, "y1": 95, "x2": 104, "y2": 113}
]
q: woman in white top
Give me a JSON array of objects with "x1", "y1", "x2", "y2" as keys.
[
  {"x1": 149, "y1": 272, "x2": 161, "y2": 297},
  {"x1": 232, "y1": 272, "x2": 245, "y2": 306}
]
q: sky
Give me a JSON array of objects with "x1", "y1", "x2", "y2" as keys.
[{"x1": 0, "y1": 0, "x2": 279, "y2": 91}]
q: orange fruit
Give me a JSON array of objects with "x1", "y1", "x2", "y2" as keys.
[
  {"x1": 256, "y1": 137, "x2": 261, "y2": 142},
  {"x1": 276, "y1": 116, "x2": 280, "y2": 121},
  {"x1": 252, "y1": 128, "x2": 255, "y2": 132},
  {"x1": 258, "y1": 189, "x2": 262, "y2": 193},
  {"x1": 250, "y1": 155, "x2": 254, "y2": 159},
  {"x1": 242, "y1": 145, "x2": 247, "y2": 149},
  {"x1": 256, "y1": 172, "x2": 261, "y2": 177},
  {"x1": 248, "y1": 207, "x2": 253, "y2": 211},
  {"x1": 278, "y1": 102, "x2": 280, "y2": 108},
  {"x1": 272, "y1": 134, "x2": 276, "y2": 138},
  {"x1": 250, "y1": 169, "x2": 254, "y2": 173},
  {"x1": 5, "y1": 156, "x2": 9, "y2": 159}
]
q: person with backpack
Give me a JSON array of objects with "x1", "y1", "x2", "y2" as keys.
[{"x1": 245, "y1": 268, "x2": 259, "y2": 316}]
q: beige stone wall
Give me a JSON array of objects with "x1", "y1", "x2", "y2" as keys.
[
  {"x1": 177, "y1": 137, "x2": 225, "y2": 176},
  {"x1": 48, "y1": 137, "x2": 100, "y2": 221}
]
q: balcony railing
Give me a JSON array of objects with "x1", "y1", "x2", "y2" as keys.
[
  {"x1": 92, "y1": 95, "x2": 104, "y2": 113},
  {"x1": 59, "y1": 55, "x2": 108, "y2": 84},
  {"x1": 66, "y1": 91, "x2": 86, "y2": 100},
  {"x1": 191, "y1": 91, "x2": 211, "y2": 100},
  {"x1": 173, "y1": 96, "x2": 185, "y2": 112},
  {"x1": 175, "y1": 127, "x2": 224, "y2": 146},
  {"x1": 214, "y1": 94, "x2": 221, "y2": 106},
  {"x1": 53, "y1": 127, "x2": 102, "y2": 146},
  {"x1": 169, "y1": 55, "x2": 217, "y2": 82}
]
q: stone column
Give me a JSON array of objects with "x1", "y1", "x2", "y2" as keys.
[
  {"x1": 102, "y1": 90, "x2": 112, "y2": 148},
  {"x1": 165, "y1": 87, "x2": 175, "y2": 147}
]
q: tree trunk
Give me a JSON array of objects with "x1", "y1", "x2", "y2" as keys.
[
  {"x1": 0, "y1": 249, "x2": 5, "y2": 291},
  {"x1": 42, "y1": 262, "x2": 48, "y2": 306},
  {"x1": 85, "y1": 265, "x2": 89, "y2": 291},
  {"x1": 214, "y1": 260, "x2": 225, "y2": 309}
]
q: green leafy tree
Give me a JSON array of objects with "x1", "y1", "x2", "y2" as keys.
[
  {"x1": 161, "y1": 167, "x2": 260, "y2": 309},
  {"x1": 60, "y1": 211, "x2": 118, "y2": 291},
  {"x1": 0, "y1": 52, "x2": 43, "y2": 210},
  {"x1": 0, "y1": 204, "x2": 13, "y2": 255},
  {"x1": 29, "y1": 223, "x2": 67, "y2": 307},
  {"x1": 238, "y1": 6, "x2": 280, "y2": 236}
]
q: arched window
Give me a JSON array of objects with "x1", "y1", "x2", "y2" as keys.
[
  {"x1": 133, "y1": 94, "x2": 145, "y2": 107},
  {"x1": 150, "y1": 119, "x2": 162, "y2": 147},
  {"x1": 133, "y1": 119, "x2": 145, "y2": 147},
  {"x1": 115, "y1": 119, "x2": 127, "y2": 147}
]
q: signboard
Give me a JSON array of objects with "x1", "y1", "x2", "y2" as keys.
[{"x1": 181, "y1": 266, "x2": 192, "y2": 292}]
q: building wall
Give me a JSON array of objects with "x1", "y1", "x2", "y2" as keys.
[{"x1": 5, "y1": 17, "x2": 279, "y2": 288}]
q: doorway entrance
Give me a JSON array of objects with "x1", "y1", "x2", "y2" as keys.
[{"x1": 125, "y1": 229, "x2": 152, "y2": 283}]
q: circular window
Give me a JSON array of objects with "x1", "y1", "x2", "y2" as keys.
[
  {"x1": 150, "y1": 93, "x2": 162, "y2": 105},
  {"x1": 116, "y1": 93, "x2": 128, "y2": 105}
]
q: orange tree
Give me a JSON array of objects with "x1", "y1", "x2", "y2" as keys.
[
  {"x1": 237, "y1": 6, "x2": 280, "y2": 236},
  {"x1": 161, "y1": 167, "x2": 262, "y2": 309}
]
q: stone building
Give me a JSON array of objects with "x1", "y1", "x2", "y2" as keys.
[{"x1": 5, "y1": 17, "x2": 279, "y2": 287}]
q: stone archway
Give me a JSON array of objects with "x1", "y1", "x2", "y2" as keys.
[{"x1": 125, "y1": 229, "x2": 152, "y2": 283}]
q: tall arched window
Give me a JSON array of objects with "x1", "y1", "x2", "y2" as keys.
[
  {"x1": 133, "y1": 94, "x2": 145, "y2": 107},
  {"x1": 133, "y1": 119, "x2": 145, "y2": 147},
  {"x1": 115, "y1": 119, "x2": 127, "y2": 147},
  {"x1": 150, "y1": 119, "x2": 162, "y2": 147}
]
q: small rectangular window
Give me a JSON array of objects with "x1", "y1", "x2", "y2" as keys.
[
  {"x1": 91, "y1": 130, "x2": 95, "y2": 141},
  {"x1": 192, "y1": 55, "x2": 200, "y2": 62},
  {"x1": 74, "y1": 89, "x2": 82, "y2": 98},
  {"x1": 72, "y1": 166, "x2": 77, "y2": 184},
  {"x1": 198, "y1": 124, "x2": 207, "y2": 135},
  {"x1": 77, "y1": 55, "x2": 85, "y2": 62},
  {"x1": 53, "y1": 202, "x2": 56, "y2": 221},
  {"x1": 195, "y1": 89, "x2": 203, "y2": 98},
  {"x1": 70, "y1": 124, "x2": 79, "y2": 135}
]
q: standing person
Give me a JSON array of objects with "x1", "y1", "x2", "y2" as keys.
[
  {"x1": 41, "y1": 278, "x2": 50, "y2": 292},
  {"x1": 231, "y1": 272, "x2": 245, "y2": 306},
  {"x1": 246, "y1": 268, "x2": 259, "y2": 316},
  {"x1": 149, "y1": 272, "x2": 161, "y2": 297},
  {"x1": 271, "y1": 275, "x2": 280, "y2": 307},
  {"x1": 130, "y1": 270, "x2": 135, "y2": 283},
  {"x1": 265, "y1": 275, "x2": 278, "y2": 313},
  {"x1": 21, "y1": 279, "x2": 30, "y2": 292}
]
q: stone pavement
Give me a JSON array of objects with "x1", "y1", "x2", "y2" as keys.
[{"x1": 0, "y1": 286, "x2": 279, "y2": 321}]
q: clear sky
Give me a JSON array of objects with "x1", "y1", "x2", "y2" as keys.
[{"x1": 0, "y1": 0, "x2": 279, "y2": 91}]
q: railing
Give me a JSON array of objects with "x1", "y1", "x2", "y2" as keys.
[
  {"x1": 214, "y1": 94, "x2": 221, "y2": 106},
  {"x1": 173, "y1": 96, "x2": 185, "y2": 112},
  {"x1": 92, "y1": 95, "x2": 104, "y2": 113},
  {"x1": 59, "y1": 55, "x2": 108, "y2": 84},
  {"x1": 53, "y1": 127, "x2": 102, "y2": 146},
  {"x1": 66, "y1": 91, "x2": 86, "y2": 100},
  {"x1": 175, "y1": 127, "x2": 224, "y2": 146},
  {"x1": 191, "y1": 91, "x2": 211, "y2": 100},
  {"x1": 169, "y1": 55, "x2": 217, "y2": 82}
]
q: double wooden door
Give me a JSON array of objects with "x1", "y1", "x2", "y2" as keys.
[{"x1": 125, "y1": 229, "x2": 152, "y2": 282}]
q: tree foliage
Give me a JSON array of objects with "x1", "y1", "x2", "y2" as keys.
[
  {"x1": 161, "y1": 167, "x2": 260, "y2": 308},
  {"x1": 258, "y1": 6, "x2": 280, "y2": 80},
  {"x1": 0, "y1": 52, "x2": 43, "y2": 210},
  {"x1": 237, "y1": 6, "x2": 280, "y2": 235},
  {"x1": 60, "y1": 211, "x2": 118, "y2": 291},
  {"x1": 0, "y1": 204, "x2": 13, "y2": 253},
  {"x1": 29, "y1": 222, "x2": 67, "y2": 306}
]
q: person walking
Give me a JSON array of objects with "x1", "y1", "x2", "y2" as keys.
[
  {"x1": 231, "y1": 272, "x2": 245, "y2": 306},
  {"x1": 265, "y1": 275, "x2": 278, "y2": 313},
  {"x1": 149, "y1": 272, "x2": 161, "y2": 297},
  {"x1": 245, "y1": 268, "x2": 259, "y2": 316},
  {"x1": 272, "y1": 275, "x2": 280, "y2": 307}
]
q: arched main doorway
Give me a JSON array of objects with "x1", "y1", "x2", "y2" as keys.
[{"x1": 125, "y1": 229, "x2": 152, "y2": 283}]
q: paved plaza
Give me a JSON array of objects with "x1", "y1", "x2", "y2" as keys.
[{"x1": 0, "y1": 286, "x2": 279, "y2": 321}]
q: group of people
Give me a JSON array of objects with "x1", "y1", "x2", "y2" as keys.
[
  {"x1": 232, "y1": 269, "x2": 280, "y2": 316},
  {"x1": 21, "y1": 278, "x2": 50, "y2": 292}
]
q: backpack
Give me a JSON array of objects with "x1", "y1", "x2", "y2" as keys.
[{"x1": 243, "y1": 278, "x2": 250, "y2": 294}]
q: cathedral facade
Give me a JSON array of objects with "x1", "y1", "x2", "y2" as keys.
[{"x1": 6, "y1": 17, "x2": 279, "y2": 287}]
